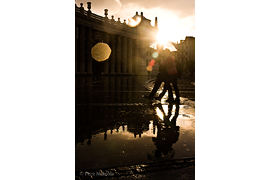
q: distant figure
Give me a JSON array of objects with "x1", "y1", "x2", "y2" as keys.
[{"x1": 104, "y1": 130, "x2": 107, "y2": 140}]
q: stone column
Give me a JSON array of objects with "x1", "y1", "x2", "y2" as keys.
[
  {"x1": 87, "y1": 77, "x2": 93, "y2": 102},
  {"x1": 86, "y1": 27, "x2": 92, "y2": 74},
  {"x1": 116, "y1": 35, "x2": 122, "y2": 74},
  {"x1": 79, "y1": 77, "x2": 85, "y2": 103},
  {"x1": 127, "y1": 38, "x2": 133, "y2": 74},
  {"x1": 104, "y1": 76, "x2": 109, "y2": 103},
  {"x1": 79, "y1": 25, "x2": 85, "y2": 73},
  {"x1": 75, "y1": 24, "x2": 78, "y2": 73},
  {"x1": 110, "y1": 77, "x2": 115, "y2": 103},
  {"x1": 109, "y1": 34, "x2": 116, "y2": 74},
  {"x1": 133, "y1": 39, "x2": 138, "y2": 75},
  {"x1": 121, "y1": 36, "x2": 127, "y2": 74},
  {"x1": 103, "y1": 32, "x2": 109, "y2": 74},
  {"x1": 127, "y1": 76, "x2": 132, "y2": 101},
  {"x1": 122, "y1": 76, "x2": 127, "y2": 102},
  {"x1": 116, "y1": 77, "x2": 121, "y2": 102}
]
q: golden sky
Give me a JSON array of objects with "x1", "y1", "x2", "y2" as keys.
[{"x1": 76, "y1": 0, "x2": 195, "y2": 43}]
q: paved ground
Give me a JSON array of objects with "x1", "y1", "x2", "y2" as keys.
[
  {"x1": 144, "y1": 77, "x2": 195, "y2": 108},
  {"x1": 75, "y1": 75, "x2": 195, "y2": 180},
  {"x1": 76, "y1": 157, "x2": 195, "y2": 180}
]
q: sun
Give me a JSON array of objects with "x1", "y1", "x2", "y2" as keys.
[
  {"x1": 152, "y1": 29, "x2": 178, "y2": 51},
  {"x1": 156, "y1": 29, "x2": 169, "y2": 45}
]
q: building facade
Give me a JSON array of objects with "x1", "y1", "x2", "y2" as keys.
[
  {"x1": 75, "y1": 2, "x2": 159, "y2": 76},
  {"x1": 175, "y1": 36, "x2": 195, "y2": 77}
]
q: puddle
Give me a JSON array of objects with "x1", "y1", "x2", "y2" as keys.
[
  {"x1": 76, "y1": 103, "x2": 195, "y2": 171},
  {"x1": 76, "y1": 76, "x2": 195, "y2": 171}
]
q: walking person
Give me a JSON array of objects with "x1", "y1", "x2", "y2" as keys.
[
  {"x1": 163, "y1": 49, "x2": 180, "y2": 104},
  {"x1": 144, "y1": 54, "x2": 174, "y2": 102}
]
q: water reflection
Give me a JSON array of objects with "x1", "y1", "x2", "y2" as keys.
[
  {"x1": 75, "y1": 76, "x2": 194, "y2": 171},
  {"x1": 148, "y1": 104, "x2": 180, "y2": 161},
  {"x1": 75, "y1": 104, "x2": 156, "y2": 146}
]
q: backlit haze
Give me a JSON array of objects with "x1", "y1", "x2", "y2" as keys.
[{"x1": 75, "y1": 0, "x2": 195, "y2": 43}]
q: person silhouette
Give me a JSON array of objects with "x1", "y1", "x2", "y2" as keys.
[
  {"x1": 104, "y1": 130, "x2": 107, "y2": 140},
  {"x1": 144, "y1": 54, "x2": 174, "y2": 102},
  {"x1": 163, "y1": 49, "x2": 180, "y2": 104},
  {"x1": 148, "y1": 103, "x2": 180, "y2": 160},
  {"x1": 170, "y1": 104, "x2": 180, "y2": 129}
]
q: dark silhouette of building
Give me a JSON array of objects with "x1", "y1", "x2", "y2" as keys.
[
  {"x1": 175, "y1": 36, "x2": 195, "y2": 77},
  {"x1": 75, "y1": 2, "x2": 159, "y2": 75}
]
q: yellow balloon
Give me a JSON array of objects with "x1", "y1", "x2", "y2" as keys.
[{"x1": 91, "y1": 43, "x2": 111, "y2": 62}]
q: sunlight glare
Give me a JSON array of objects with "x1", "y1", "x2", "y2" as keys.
[
  {"x1": 154, "y1": 11, "x2": 192, "y2": 43},
  {"x1": 156, "y1": 29, "x2": 169, "y2": 46},
  {"x1": 91, "y1": 43, "x2": 111, "y2": 62},
  {"x1": 146, "y1": 66, "x2": 152, "y2": 71},
  {"x1": 155, "y1": 107, "x2": 164, "y2": 120},
  {"x1": 152, "y1": 52, "x2": 159, "y2": 58},
  {"x1": 128, "y1": 16, "x2": 141, "y2": 27}
]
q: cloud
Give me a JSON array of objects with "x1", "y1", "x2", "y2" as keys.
[
  {"x1": 120, "y1": 0, "x2": 195, "y2": 18},
  {"x1": 76, "y1": 0, "x2": 194, "y2": 18},
  {"x1": 75, "y1": 0, "x2": 195, "y2": 41}
]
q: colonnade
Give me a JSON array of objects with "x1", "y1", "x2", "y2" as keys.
[{"x1": 75, "y1": 24, "x2": 138, "y2": 75}]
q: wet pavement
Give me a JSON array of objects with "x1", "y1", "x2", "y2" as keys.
[{"x1": 75, "y1": 75, "x2": 195, "y2": 179}]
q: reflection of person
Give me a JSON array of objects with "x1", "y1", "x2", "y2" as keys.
[
  {"x1": 144, "y1": 54, "x2": 173, "y2": 102},
  {"x1": 87, "y1": 132, "x2": 92, "y2": 146},
  {"x1": 170, "y1": 104, "x2": 180, "y2": 129},
  {"x1": 104, "y1": 130, "x2": 107, "y2": 140},
  {"x1": 154, "y1": 125, "x2": 179, "y2": 157},
  {"x1": 148, "y1": 104, "x2": 180, "y2": 160}
]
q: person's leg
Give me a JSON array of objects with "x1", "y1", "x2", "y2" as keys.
[
  {"x1": 155, "y1": 103, "x2": 166, "y2": 116},
  {"x1": 163, "y1": 74, "x2": 174, "y2": 101},
  {"x1": 147, "y1": 73, "x2": 163, "y2": 98},
  {"x1": 171, "y1": 74, "x2": 180, "y2": 103},
  {"x1": 166, "y1": 82, "x2": 174, "y2": 100},
  {"x1": 156, "y1": 84, "x2": 167, "y2": 100},
  {"x1": 155, "y1": 73, "x2": 172, "y2": 100},
  {"x1": 163, "y1": 82, "x2": 173, "y2": 100}
]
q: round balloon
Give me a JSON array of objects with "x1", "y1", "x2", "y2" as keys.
[{"x1": 91, "y1": 43, "x2": 111, "y2": 62}]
